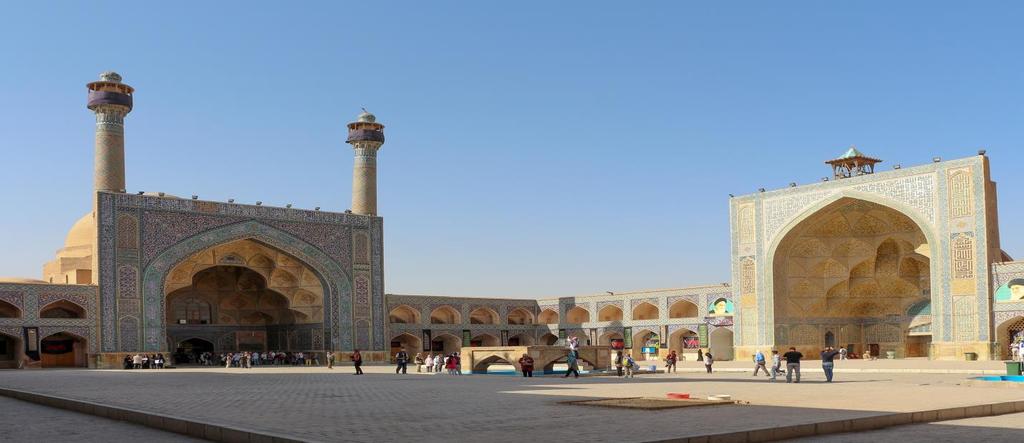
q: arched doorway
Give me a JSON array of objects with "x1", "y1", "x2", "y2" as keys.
[
  {"x1": 389, "y1": 305, "x2": 421, "y2": 324},
  {"x1": 565, "y1": 306, "x2": 590, "y2": 324},
  {"x1": 162, "y1": 238, "x2": 327, "y2": 354},
  {"x1": 598, "y1": 331, "x2": 624, "y2": 346},
  {"x1": 631, "y1": 329, "x2": 659, "y2": 361},
  {"x1": 0, "y1": 333, "x2": 24, "y2": 369},
  {"x1": 507, "y1": 308, "x2": 534, "y2": 325},
  {"x1": 469, "y1": 308, "x2": 499, "y2": 325},
  {"x1": 40, "y1": 332, "x2": 87, "y2": 368},
  {"x1": 390, "y1": 333, "x2": 422, "y2": 362},
  {"x1": 668, "y1": 327, "x2": 699, "y2": 359},
  {"x1": 175, "y1": 338, "x2": 214, "y2": 364},
  {"x1": 709, "y1": 327, "x2": 734, "y2": 361},
  {"x1": 632, "y1": 302, "x2": 659, "y2": 320},
  {"x1": 598, "y1": 305, "x2": 623, "y2": 322},
  {"x1": 508, "y1": 333, "x2": 534, "y2": 346},
  {"x1": 472, "y1": 355, "x2": 515, "y2": 374},
  {"x1": 430, "y1": 306, "x2": 461, "y2": 324},
  {"x1": 772, "y1": 197, "x2": 931, "y2": 358},
  {"x1": 540, "y1": 333, "x2": 558, "y2": 345},
  {"x1": 997, "y1": 317, "x2": 1024, "y2": 359},
  {"x1": 669, "y1": 300, "x2": 699, "y2": 319},
  {"x1": 431, "y1": 333, "x2": 461, "y2": 354},
  {"x1": 470, "y1": 333, "x2": 500, "y2": 347},
  {"x1": 40, "y1": 300, "x2": 86, "y2": 319},
  {"x1": 0, "y1": 300, "x2": 22, "y2": 318},
  {"x1": 538, "y1": 309, "x2": 559, "y2": 324}
]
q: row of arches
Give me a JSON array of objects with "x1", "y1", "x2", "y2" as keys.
[
  {"x1": 0, "y1": 331, "x2": 89, "y2": 368},
  {"x1": 387, "y1": 326, "x2": 735, "y2": 361},
  {"x1": 389, "y1": 300, "x2": 705, "y2": 325},
  {"x1": 0, "y1": 300, "x2": 87, "y2": 319}
]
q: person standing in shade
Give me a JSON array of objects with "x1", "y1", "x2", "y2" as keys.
[
  {"x1": 395, "y1": 348, "x2": 409, "y2": 374},
  {"x1": 703, "y1": 351, "x2": 714, "y2": 374},
  {"x1": 564, "y1": 351, "x2": 580, "y2": 378},
  {"x1": 769, "y1": 350, "x2": 782, "y2": 382},
  {"x1": 518, "y1": 353, "x2": 535, "y2": 377},
  {"x1": 697, "y1": 348, "x2": 704, "y2": 363},
  {"x1": 614, "y1": 350, "x2": 624, "y2": 377},
  {"x1": 783, "y1": 347, "x2": 803, "y2": 383},
  {"x1": 351, "y1": 349, "x2": 364, "y2": 375},
  {"x1": 753, "y1": 349, "x2": 769, "y2": 376},
  {"x1": 820, "y1": 346, "x2": 840, "y2": 383}
]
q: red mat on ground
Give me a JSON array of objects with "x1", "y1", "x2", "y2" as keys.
[{"x1": 666, "y1": 393, "x2": 690, "y2": 399}]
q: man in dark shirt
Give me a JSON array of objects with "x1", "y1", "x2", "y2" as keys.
[
  {"x1": 782, "y1": 347, "x2": 803, "y2": 383},
  {"x1": 820, "y1": 346, "x2": 840, "y2": 382}
]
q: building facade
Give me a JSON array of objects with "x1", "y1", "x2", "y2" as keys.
[{"x1": 1, "y1": 74, "x2": 1023, "y2": 369}]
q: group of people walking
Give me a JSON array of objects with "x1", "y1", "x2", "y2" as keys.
[{"x1": 750, "y1": 346, "x2": 841, "y2": 383}]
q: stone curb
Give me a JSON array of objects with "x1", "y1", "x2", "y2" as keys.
[
  {"x1": 643, "y1": 399, "x2": 1024, "y2": 443},
  {"x1": 0, "y1": 387, "x2": 307, "y2": 443},
  {"x1": 669, "y1": 368, "x2": 1003, "y2": 375}
]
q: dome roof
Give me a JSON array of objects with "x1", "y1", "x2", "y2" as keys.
[
  {"x1": 64, "y1": 213, "x2": 95, "y2": 249},
  {"x1": 0, "y1": 277, "x2": 48, "y2": 284},
  {"x1": 356, "y1": 109, "x2": 376, "y2": 123}
]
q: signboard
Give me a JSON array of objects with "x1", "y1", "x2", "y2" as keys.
[
  {"x1": 462, "y1": 330, "x2": 471, "y2": 347},
  {"x1": 641, "y1": 346, "x2": 658, "y2": 354},
  {"x1": 610, "y1": 339, "x2": 625, "y2": 350},
  {"x1": 698, "y1": 324, "x2": 709, "y2": 347},
  {"x1": 500, "y1": 330, "x2": 509, "y2": 346},
  {"x1": 623, "y1": 327, "x2": 633, "y2": 348}
]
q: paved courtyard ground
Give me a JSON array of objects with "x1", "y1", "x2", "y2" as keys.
[{"x1": 0, "y1": 362, "x2": 1022, "y2": 442}]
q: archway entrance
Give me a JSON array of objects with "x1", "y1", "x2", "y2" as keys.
[
  {"x1": 472, "y1": 355, "x2": 515, "y2": 374},
  {"x1": 631, "y1": 329, "x2": 658, "y2": 361},
  {"x1": 40, "y1": 332, "x2": 87, "y2": 368},
  {"x1": 540, "y1": 333, "x2": 558, "y2": 345},
  {"x1": 0, "y1": 333, "x2": 24, "y2": 369},
  {"x1": 773, "y1": 198, "x2": 931, "y2": 358},
  {"x1": 997, "y1": 317, "x2": 1024, "y2": 359},
  {"x1": 709, "y1": 328, "x2": 734, "y2": 361},
  {"x1": 431, "y1": 333, "x2": 461, "y2": 354},
  {"x1": 668, "y1": 327, "x2": 699, "y2": 359},
  {"x1": 163, "y1": 239, "x2": 327, "y2": 354},
  {"x1": 390, "y1": 333, "x2": 422, "y2": 362},
  {"x1": 508, "y1": 333, "x2": 534, "y2": 346},
  {"x1": 175, "y1": 338, "x2": 214, "y2": 364}
]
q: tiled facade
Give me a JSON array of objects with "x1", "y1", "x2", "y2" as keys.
[{"x1": 729, "y1": 154, "x2": 1017, "y2": 360}]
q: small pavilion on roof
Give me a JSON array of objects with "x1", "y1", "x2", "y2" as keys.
[{"x1": 825, "y1": 146, "x2": 882, "y2": 179}]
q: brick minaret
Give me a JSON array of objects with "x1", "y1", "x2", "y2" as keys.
[
  {"x1": 346, "y1": 109, "x2": 385, "y2": 216},
  {"x1": 87, "y1": 72, "x2": 134, "y2": 193}
]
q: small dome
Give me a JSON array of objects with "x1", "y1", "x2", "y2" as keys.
[
  {"x1": 64, "y1": 213, "x2": 95, "y2": 249},
  {"x1": 0, "y1": 277, "x2": 48, "y2": 285},
  {"x1": 99, "y1": 71, "x2": 122, "y2": 83},
  {"x1": 356, "y1": 109, "x2": 376, "y2": 123}
]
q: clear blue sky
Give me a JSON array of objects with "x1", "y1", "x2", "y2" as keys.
[{"x1": 1, "y1": 2, "x2": 1021, "y2": 297}]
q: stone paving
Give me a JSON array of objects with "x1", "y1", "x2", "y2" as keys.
[
  {"x1": 0, "y1": 395, "x2": 203, "y2": 442},
  {"x1": 0, "y1": 365, "x2": 1022, "y2": 442},
  {"x1": 794, "y1": 411, "x2": 1024, "y2": 442}
]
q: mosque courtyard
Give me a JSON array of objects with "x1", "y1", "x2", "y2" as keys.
[{"x1": 1, "y1": 360, "x2": 1022, "y2": 442}]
